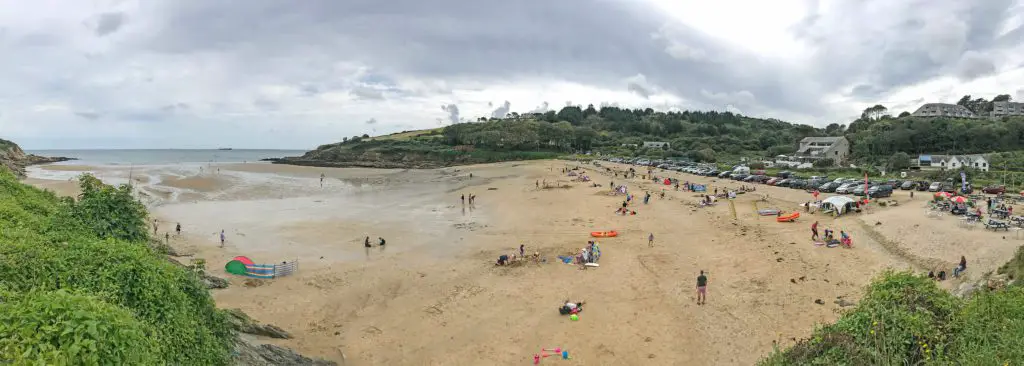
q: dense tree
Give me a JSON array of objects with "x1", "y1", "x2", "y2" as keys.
[
  {"x1": 898, "y1": 111, "x2": 911, "y2": 118},
  {"x1": 888, "y1": 152, "x2": 911, "y2": 170},
  {"x1": 993, "y1": 94, "x2": 1012, "y2": 102}
]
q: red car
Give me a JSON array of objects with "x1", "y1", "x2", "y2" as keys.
[
  {"x1": 766, "y1": 178, "x2": 780, "y2": 185},
  {"x1": 982, "y1": 185, "x2": 1006, "y2": 194}
]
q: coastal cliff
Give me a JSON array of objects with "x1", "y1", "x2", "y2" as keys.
[{"x1": 0, "y1": 138, "x2": 75, "y2": 178}]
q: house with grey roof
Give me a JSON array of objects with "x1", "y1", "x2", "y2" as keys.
[
  {"x1": 992, "y1": 101, "x2": 1024, "y2": 117},
  {"x1": 794, "y1": 136, "x2": 849, "y2": 166},
  {"x1": 912, "y1": 103, "x2": 978, "y2": 118},
  {"x1": 916, "y1": 154, "x2": 989, "y2": 172}
]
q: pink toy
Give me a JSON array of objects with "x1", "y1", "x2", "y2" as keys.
[
  {"x1": 543, "y1": 348, "x2": 561, "y2": 354},
  {"x1": 534, "y1": 354, "x2": 540, "y2": 364}
]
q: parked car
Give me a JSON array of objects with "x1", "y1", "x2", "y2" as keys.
[
  {"x1": 778, "y1": 171, "x2": 793, "y2": 178},
  {"x1": 868, "y1": 184, "x2": 894, "y2": 198},
  {"x1": 732, "y1": 174, "x2": 749, "y2": 181},
  {"x1": 900, "y1": 181, "x2": 917, "y2": 190},
  {"x1": 718, "y1": 171, "x2": 732, "y2": 178},
  {"x1": 743, "y1": 175, "x2": 758, "y2": 182},
  {"x1": 776, "y1": 179, "x2": 792, "y2": 187},
  {"x1": 941, "y1": 183, "x2": 955, "y2": 193},
  {"x1": 983, "y1": 185, "x2": 1007, "y2": 194},
  {"x1": 790, "y1": 179, "x2": 808, "y2": 189},
  {"x1": 916, "y1": 181, "x2": 930, "y2": 191},
  {"x1": 819, "y1": 182, "x2": 839, "y2": 192},
  {"x1": 766, "y1": 177, "x2": 780, "y2": 185},
  {"x1": 928, "y1": 182, "x2": 942, "y2": 192},
  {"x1": 852, "y1": 184, "x2": 872, "y2": 196},
  {"x1": 835, "y1": 183, "x2": 855, "y2": 194}
]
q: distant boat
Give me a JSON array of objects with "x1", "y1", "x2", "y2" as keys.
[{"x1": 218, "y1": 148, "x2": 233, "y2": 151}]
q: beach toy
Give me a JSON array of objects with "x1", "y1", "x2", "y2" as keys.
[
  {"x1": 543, "y1": 348, "x2": 561, "y2": 354},
  {"x1": 758, "y1": 209, "x2": 781, "y2": 216},
  {"x1": 562, "y1": 351, "x2": 570, "y2": 360},
  {"x1": 570, "y1": 314, "x2": 579, "y2": 321},
  {"x1": 590, "y1": 230, "x2": 618, "y2": 238},
  {"x1": 534, "y1": 354, "x2": 541, "y2": 364}
]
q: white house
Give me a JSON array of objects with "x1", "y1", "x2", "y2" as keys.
[
  {"x1": 643, "y1": 141, "x2": 670, "y2": 149},
  {"x1": 917, "y1": 154, "x2": 989, "y2": 172},
  {"x1": 794, "y1": 136, "x2": 850, "y2": 166}
]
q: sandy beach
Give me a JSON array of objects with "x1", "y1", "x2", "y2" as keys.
[{"x1": 24, "y1": 160, "x2": 1023, "y2": 365}]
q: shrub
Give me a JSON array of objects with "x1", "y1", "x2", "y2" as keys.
[
  {"x1": 0, "y1": 289, "x2": 159, "y2": 364},
  {"x1": 0, "y1": 171, "x2": 234, "y2": 365}
]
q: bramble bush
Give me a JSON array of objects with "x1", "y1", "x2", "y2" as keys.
[
  {"x1": 761, "y1": 271, "x2": 1024, "y2": 365},
  {"x1": 0, "y1": 169, "x2": 234, "y2": 364}
]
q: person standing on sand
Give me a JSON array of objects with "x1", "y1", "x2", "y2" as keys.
[
  {"x1": 648, "y1": 233, "x2": 655, "y2": 247},
  {"x1": 152, "y1": 220, "x2": 159, "y2": 235},
  {"x1": 696, "y1": 270, "x2": 708, "y2": 305},
  {"x1": 811, "y1": 221, "x2": 820, "y2": 241},
  {"x1": 175, "y1": 223, "x2": 181, "y2": 236},
  {"x1": 219, "y1": 230, "x2": 225, "y2": 247},
  {"x1": 165, "y1": 232, "x2": 170, "y2": 245},
  {"x1": 519, "y1": 244, "x2": 525, "y2": 257},
  {"x1": 365, "y1": 236, "x2": 371, "y2": 248},
  {"x1": 461, "y1": 194, "x2": 465, "y2": 205},
  {"x1": 379, "y1": 237, "x2": 386, "y2": 247},
  {"x1": 320, "y1": 173, "x2": 326, "y2": 188}
]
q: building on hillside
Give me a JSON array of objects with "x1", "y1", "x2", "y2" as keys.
[
  {"x1": 992, "y1": 101, "x2": 1024, "y2": 117},
  {"x1": 643, "y1": 141, "x2": 670, "y2": 149},
  {"x1": 916, "y1": 154, "x2": 989, "y2": 172},
  {"x1": 793, "y1": 136, "x2": 849, "y2": 166},
  {"x1": 911, "y1": 103, "x2": 978, "y2": 118}
]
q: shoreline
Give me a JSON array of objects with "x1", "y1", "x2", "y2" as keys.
[{"x1": 20, "y1": 159, "x2": 1021, "y2": 365}]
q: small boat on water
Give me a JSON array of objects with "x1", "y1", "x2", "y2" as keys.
[{"x1": 217, "y1": 148, "x2": 233, "y2": 151}]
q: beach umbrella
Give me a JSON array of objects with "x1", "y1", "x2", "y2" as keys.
[
  {"x1": 950, "y1": 196, "x2": 968, "y2": 204},
  {"x1": 935, "y1": 192, "x2": 953, "y2": 198}
]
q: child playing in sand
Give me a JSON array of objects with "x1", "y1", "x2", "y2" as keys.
[{"x1": 648, "y1": 233, "x2": 655, "y2": 247}]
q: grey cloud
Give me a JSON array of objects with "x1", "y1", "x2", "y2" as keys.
[
  {"x1": 350, "y1": 85, "x2": 384, "y2": 100},
  {"x1": 955, "y1": 51, "x2": 997, "y2": 80},
  {"x1": 253, "y1": 97, "x2": 279, "y2": 111},
  {"x1": 792, "y1": 0, "x2": 1019, "y2": 101},
  {"x1": 74, "y1": 111, "x2": 101, "y2": 120},
  {"x1": 160, "y1": 103, "x2": 189, "y2": 112},
  {"x1": 441, "y1": 104, "x2": 459, "y2": 124},
  {"x1": 94, "y1": 12, "x2": 127, "y2": 37},
  {"x1": 299, "y1": 84, "x2": 320, "y2": 96},
  {"x1": 626, "y1": 74, "x2": 656, "y2": 99},
  {"x1": 365, "y1": 118, "x2": 377, "y2": 125},
  {"x1": 490, "y1": 101, "x2": 510, "y2": 118}
]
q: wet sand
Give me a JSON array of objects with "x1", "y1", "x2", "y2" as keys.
[{"x1": 23, "y1": 160, "x2": 1023, "y2": 365}]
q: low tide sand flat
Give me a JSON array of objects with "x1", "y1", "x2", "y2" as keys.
[{"x1": 24, "y1": 159, "x2": 1018, "y2": 365}]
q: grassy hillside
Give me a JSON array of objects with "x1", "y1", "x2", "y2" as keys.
[
  {"x1": 0, "y1": 169, "x2": 235, "y2": 364},
  {"x1": 278, "y1": 107, "x2": 828, "y2": 168},
  {"x1": 761, "y1": 271, "x2": 1024, "y2": 365}
]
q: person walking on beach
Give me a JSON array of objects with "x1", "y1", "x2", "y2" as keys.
[
  {"x1": 519, "y1": 244, "x2": 525, "y2": 258},
  {"x1": 219, "y1": 230, "x2": 225, "y2": 248},
  {"x1": 648, "y1": 233, "x2": 655, "y2": 247},
  {"x1": 152, "y1": 220, "x2": 159, "y2": 235},
  {"x1": 175, "y1": 222, "x2": 181, "y2": 236},
  {"x1": 320, "y1": 173, "x2": 326, "y2": 188},
  {"x1": 811, "y1": 221, "x2": 820, "y2": 241},
  {"x1": 165, "y1": 232, "x2": 170, "y2": 245},
  {"x1": 461, "y1": 194, "x2": 465, "y2": 205},
  {"x1": 365, "y1": 236, "x2": 371, "y2": 248},
  {"x1": 696, "y1": 270, "x2": 708, "y2": 305}
]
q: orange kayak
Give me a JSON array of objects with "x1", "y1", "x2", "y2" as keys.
[
  {"x1": 590, "y1": 230, "x2": 618, "y2": 238},
  {"x1": 777, "y1": 212, "x2": 800, "y2": 222}
]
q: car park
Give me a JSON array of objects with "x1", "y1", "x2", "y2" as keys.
[
  {"x1": 868, "y1": 184, "x2": 894, "y2": 198},
  {"x1": 928, "y1": 182, "x2": 942, "y2": 192},
  {"x1": 900, "y1": 181, "x2": 917, "y2": 190}
]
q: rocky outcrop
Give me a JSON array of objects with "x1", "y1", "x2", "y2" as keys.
[
  {"x1": 161, "y1": 256, "x2": 230, "y2": 289},
  {"x1": 0, "y1": 138, "x2": 75, "y2": 178},
  {"x1": 226, "y1": 308, "x2": 293, "y2": 339},
  {"x1": 233, "y1": 338, "x2": 339, "y2": 366}
]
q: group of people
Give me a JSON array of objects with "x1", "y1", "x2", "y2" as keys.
[
  {"x1": 810, "y1": 221, "x2": 852, "y2": 248},
  {"x1": 497, "y1": 244, "x2": 540, "y2": 266},
  {"x1": 928, "y1": 256, "x2": 969, "y2": 281},
  {"x1": 577, "y1": 241, "x2": 601, "y2": 267},
  {"x1": 460, "y1": 193, "x2": 477, "y2": 205},
  {"x1": 364, "y1": 236, "x2": 386, "y2": 248}
]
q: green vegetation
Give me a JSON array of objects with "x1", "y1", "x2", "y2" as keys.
[
  {"x1": 290, "y1": 106, "x2": 828, "y2": 167},
  {"x1": 761, "y1": 271, "x2": 1024, "y2": 365},
  {"x1": 0, "y1": 169, "x2": 234, "y2": 364}
]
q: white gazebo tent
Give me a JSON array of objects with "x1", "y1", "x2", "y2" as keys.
[{"x1": 822, "y1": 196, "x2": 856, "y2": 215}]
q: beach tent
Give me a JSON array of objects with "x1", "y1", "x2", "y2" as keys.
[
  {"x1": 822, "y1": 196, "x2": 855, "y2": 214},
  {"x1": 225, "y1": 260, "x2": 248, "y2": 275}
]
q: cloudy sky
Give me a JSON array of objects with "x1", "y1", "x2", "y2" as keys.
[{"x1": 1, "y1": 0, "x2": 1022, "y2": 149}]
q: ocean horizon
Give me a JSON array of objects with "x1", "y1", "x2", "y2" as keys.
[{"x1": 26, "y1": 149, "x2": 307, "y2": 166}]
